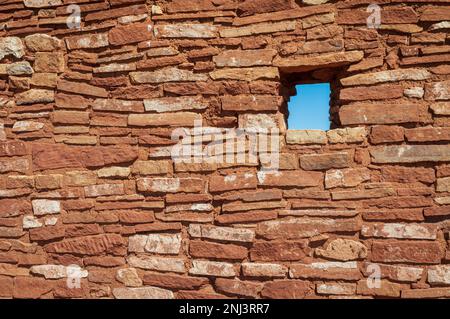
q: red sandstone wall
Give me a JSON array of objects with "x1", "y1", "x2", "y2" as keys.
[{"x1": 0, "y1": 0, "x2": 449, "y2": 299}]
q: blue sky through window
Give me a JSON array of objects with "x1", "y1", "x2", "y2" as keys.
[{"x1": 287, "y1": 83, "x2": 331, "y2": 131}]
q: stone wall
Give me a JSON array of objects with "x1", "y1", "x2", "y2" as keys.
[{"x1": 0, "y1": 0, "x2": 449, "y2": 299}]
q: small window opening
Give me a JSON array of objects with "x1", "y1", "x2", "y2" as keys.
[{"x1": 287, "y1": 83, "x2": 331, "y2": 131}]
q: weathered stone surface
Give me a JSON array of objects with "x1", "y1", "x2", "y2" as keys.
[
  {"x1": 300, "y1": 152, "x2": 351, "y2": 170},
  {"x1": 189, "y1": 260, "x2": 236, "y2": 277},
  {"x1": 109, "y1": 23, "x2": 152, "y2": 45},
  {"x1": 370, "y1": 125, "x2": 404, "y2": 144},
  {"x1": 190, "y1": 240, "x2": 247, "y2": 260},
  {"x1": 34, "y1": 52, "x2": 65, "y2": 73},
  {"x1": 155, "y1": 24, "x2": 218, "y2": 38},
  {"x1": 428, "y1": 265, "x2": 450, "y2": 285},
  {"x1": 340, "y1": 85, "x2": 404, "y2": 101},
  {"x1": 129, "y1": 112, "x2": 202, "y2": 127},
  {"x1": 84, "y1": 183, "x2": 124, "y2": 197},
  {"x1": 325, "y1": 168, "x2": 370, "y2": 189},
  {"x1": 31, "y1": 264, "x2": 88, "y2": 279},
  {"x1": 241, "y1": 262, "x2": 287, "y2": 278},
  {"x1": 113, "y1": 286, "x2": 174, "y2": 299},
  {"x1": 286, "y1": 130, "x2": 327, "y2": 145},
  {"x1": 402, "y1": 288, "x2": 450, "y2": 299},
  {"x1": 341, "y1": 69, "x2": 431, "y2": 86},
  {"x1": 275, "y1": 51, "x2": 363, "y2": 72},
  {"x1": 372, "y1": 241, "x2": 443, "y2": 264},
  {"x1": 220, "y1": 21, "x2": 296, "y2": 38},
  {"x1": 261, "y1": 280, "x2": 312, "y2": 299},
  {"x1": 130, "y1": 68, "x2": 208, "y2": 83},
  {"x1": 45, "y1": 234, "x2": 125, "y2": 256},
  {"x1": 315, "y1": 239, "x2": 367, "y2": 261},
  {"x1": 289, "y1": 261, "x2": 360, "y2": 281},
  {"x1": 137, "y1": 177, "x2": 203, "y2": 193},
  {"x1": 0, "y1": 158, "x2": 29, "y2": 174},
  {"x1": 0, "y1": 37, "x2": 24, "y2": 60},
  {"x1": 97, "y1": 166, "x2": 130, "y2": 178},
  {"x1": 431, "y1": 102, "x2": 450, "y2": 115},
  {"x1": 13, "y1": 277, "x2": 53, "y2": 299},
  {"x1": 92, "y1": 99, "x2": 143, "y2": 112},
  {"x1": 340, "y1": 103, "x2": 427, "y2": 125},
  {"x1": 361, "y1": 262, "x2": 423, "y2": 283},
  {"x1": 24, "y1": 34, "x2": 63, "y2": 51},
  {"x1": 357, "y1": 279, "x2": 402, "y2": 298},
  {"x1": 142, "y1": 273, "x2": 207, "y2": 290},
  {"x1": 24, "y1": 0, "x2": 62, "y2": 7},
  {"x1": 145, "y1": 233, "x2": 181, "y2": 255},
  {"x1": 256, "y1": 217, "x2": 360, "y2": 240},
  {"x1": 214, "y1": 49, "x2": 276, "y2": 67},
  {"x1": 127, "y1": 255, "x2": 185, "y2": 273},
  {"x1": 32, "y1": 199, "x2": 60, "y2": 216},
  {"x1": 362, "y1": 223, "x2": 437, "y2": 240},
  {"x1": 210, "y1": 172, "x2": 257, "y2": 192},
  {"x1": 57, "y1": 80, "x2": 108, "y2": 98},
  {"x1": 317, "y1": 283, "x2": 356, "y2": 295},
  {"x1": 221, "y1": 95, "x2": 279, "y2": 112},
  {"x1": 189, "y1": 224, "x2": 255, "y2": 243},
  {"x1": 144, "y1": 97, "x2": 207, "y2": 113},
  {"x1": 257, "y1": 171, "x2": 322, "y2": 187},
  {"x1": 238, "y1": 0, "x2": 295, "y2": 16},
  {"x1": 12, "y1": 121, "x2": 44, "y2": 133},
  {"x1": 132, "y1": 160, "x2": 172, "y2": 175},
  {"x1": 215, "y1": 278, "x2": 262, "y2": 298},
  {"x1": 7, "y1": 61, "x2": 33, "y2": 75},
  {"x1": 250, "y1": 241, "x2": 309, "y2": 261},
  {"x1": 16, "y1": 89, "x2": 54, "y2": 105},
  {"x1": 425, "y1": 81, "x2": 450, "y2": 101},
  {"x1": 116, "y1": 268, "x2": 142, "y2": 287},
  {"x1": 65, "y1": 33, "x2": 108, "y2": 50},
  {"x1": 326, "y1": 127, "x2": 366, "y2": 144},
  {"x1": 32, "y1": 144, "x2": 137, "y2": 171},
  {"x1": 210, "y1": 67, "x2": 279, "y2": 81},
  {"x1": 371, "y1": 145, "x2": 450, "y2": 163}
]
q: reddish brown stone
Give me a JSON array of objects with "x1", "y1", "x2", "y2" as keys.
[
  {"x1": 13, "y1": 277, "x2": 54, "y2": 299},
  {"x1": 340, "y1": 85, "x2": 403, "y2": 101},
  {"x1": 424, "y1": 206, "x2": 450, "y2": 217},
  {"x1": 381, "y1": 166, "x2": 435, "y2": 184},
  {"x1": 372, "y1": 241, "x2": 443, "y2": 264},
  {"x1": 0, "y1": 199, "x2": 32, "y2": 217},
  {"x1": 143, "y1": 273, "x2": 208, "y2": 290},
  {"x1": 209, "y1": 172, "x2": 257, "y2": 193},
  {"x1": 215, "y1": 278, "x2": 262, "y2": 298},
  {"x1": 45, "y1": 234, "x2": 126, "y2": 256},
  {"x1": 0, "y1": 141, "x2": 27, "y2": 157},
  {"x1": 370, "y1": 126, "x2": 404, "y2": 144},
  {"x1": 109, "y1": 23, "x2": 152, "y2": 46},
  {"x1": 216, "y1": 211, "x2": 278, "y2": 224},
  {"x1": 32, "y1": 144, "x2": 138, "y2": 171},
  {"x1": 250, "y1": 241, "x2": 309, "y2": 262},
  {"x1": 119, "y1": 211, "x2": 155, "y2": 224},
  {"x1": 189, "y1": 240, "x2": 248, "y2": 260},
  {"x1": 0, "y1": 276, "x2": 13, "y2": 297},
  {"x1": 261, "y1": 280, "x2": 313, "y2": 299},
  {"x1": 238, "y1": 0, "x2": 295, "y2": 16},
  {"x1": 30, "y1": 226, "x2": 65, "y2": 241}
]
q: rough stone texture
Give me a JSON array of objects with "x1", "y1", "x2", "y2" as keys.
[
  {"x1": 0, "y1": 0, "x2": 448, "y2": 300},
  {"x1": 315, "y1": 239, "x2": 368, "y2": 261}
]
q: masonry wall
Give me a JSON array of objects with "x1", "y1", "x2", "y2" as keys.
[{"x1": 0, "y1": 0, "x2": 449, "y2": 299}]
